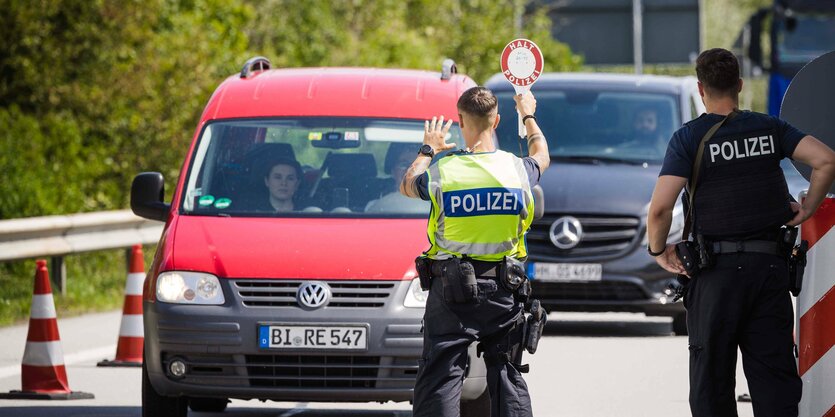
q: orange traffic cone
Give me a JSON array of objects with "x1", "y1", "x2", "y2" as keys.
[
  {"x1": 98, "y1": 244, "x2": 145, "y2": 367},
  {"x1": 0, "y1": 260, "x2": 94, "y2": 400}
]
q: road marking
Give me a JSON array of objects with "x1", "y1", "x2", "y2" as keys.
[
  {"x1": 0, "y1": 344, "x2": 115, "y2": 379},
  {"x1": 278, "y1": 404, "x2": 309, "y2": 416}
]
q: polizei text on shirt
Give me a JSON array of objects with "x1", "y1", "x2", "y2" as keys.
[{"x1": 708, "y1": 135, "x2": 776, "y2": 164}]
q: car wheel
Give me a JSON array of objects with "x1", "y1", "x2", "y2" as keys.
[
  {"x1": 460, "y1": 386, "x2": 490, "y2": 417},
  {"x1": 142, "y1": 360, "x2": 187, "y2": 417},
  {"x1": 189, "y1": 397, "x2": 229, "y2": 412},
  {"x1": 672, "y1": 312, "x2": 688, "y2": 336}
]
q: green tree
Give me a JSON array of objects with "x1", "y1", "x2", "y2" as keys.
[
  {"x1": 245, "y1": 0, "x2": 581, "y2": 84},
  {"x1": 0, "y1": 0, "x2": 253, "y2": 218}
]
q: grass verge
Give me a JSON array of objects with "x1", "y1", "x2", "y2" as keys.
[{"x1": 0, "y1": 246, "x2": 156, "y2": 327}]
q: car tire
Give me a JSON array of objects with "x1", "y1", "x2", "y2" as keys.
[
  {"x1": 672, "y1": 312, "x2": 688, "y2": 336},
  {"x1": 189, "y1": 397, "x2": 229, "y2": 412},
  {"x1": 460, "y1": 386, "x2": 490, "y2": 417},
  {"x1": 142, "y1": 359, "x2": 187, "y2": 417}
]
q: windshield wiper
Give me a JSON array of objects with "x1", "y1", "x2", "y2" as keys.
[{"x1": 551, "y1": 155, "x2": 646, "y2": 166}]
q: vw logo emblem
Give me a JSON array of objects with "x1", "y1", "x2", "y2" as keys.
[
  {"x1": 549, "y1": 216, "x2": 583, "y2": 250},
  {"x1": 297, "y1": 282, "x2": 330, "y2": 309}
]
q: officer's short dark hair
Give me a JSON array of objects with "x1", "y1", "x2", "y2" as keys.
[
  {"x1": 696, "y1": 48, "x2": 741, "y2": 95},
  {"x1": 457, "y1": 87, "x2": 498, "y2": 119}
]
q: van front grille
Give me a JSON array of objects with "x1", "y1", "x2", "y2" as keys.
[
  {"x1": 245, "y1": 355, "x2": 418, "y2": 389},
  {"x1": 162, "y1": 353, "x2": 418, "y2": 389},
  {"x1": 527, "y1": 214, "x2": 641, "y2": 260},
  {"x1": 234, "y1": 280, "x2": 396, "y2": 308}
]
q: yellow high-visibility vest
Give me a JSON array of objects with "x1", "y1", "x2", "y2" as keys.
[{"x1": 425, "y1": 150, "x2": 534, "y2": 262}]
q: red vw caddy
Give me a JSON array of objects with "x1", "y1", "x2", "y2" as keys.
[{"x1": 130, "y1": 57, "x2": 489, "y2": 416}]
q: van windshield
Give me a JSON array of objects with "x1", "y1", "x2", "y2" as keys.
[
  {"x1": 181, "y1": 117, "x2": 462, "y2": 217},
  {"x1": 777, "y1": 13, "x2": 835, "y2": 65},
  {"x1": 496, "y1": 90, "x2": 680, "y2": 164}
]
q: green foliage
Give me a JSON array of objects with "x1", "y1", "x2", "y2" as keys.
[
  {"x1": 246, "y1": 0, "x2": 581, "y2": 83},
  {"x1": 0, "y1": 0, "x2": 253, "y2": 217},
  {"x1": 0, "y1": 247, "x2": 157, "y2": 326}
]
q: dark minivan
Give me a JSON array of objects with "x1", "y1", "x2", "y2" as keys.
[{"x1": 487, "y1": 73, "x2": 704, "y2": 335}]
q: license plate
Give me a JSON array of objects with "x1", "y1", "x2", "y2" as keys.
[
  {"x1": 258, "y1": 325, "x2": 368, "y2": 350},
  {"x1": 528, "y1": 262, "x2": 603, "y2": 282}
]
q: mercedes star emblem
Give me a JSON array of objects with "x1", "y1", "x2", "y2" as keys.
[{"x1": 549, "y1": 216, "x2": 583, "y2": 250}]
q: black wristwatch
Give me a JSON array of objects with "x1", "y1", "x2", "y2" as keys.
[
  {"x1": 418, "y1": 144, "x2": 435, "y2": 158},
  {"x1": 647, "y1": 244, "x2": 665, "y2": 257}
]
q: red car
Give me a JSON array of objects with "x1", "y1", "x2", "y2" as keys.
[{"x1": 131, "y1": 57, "x2": 490, "y2": 416}]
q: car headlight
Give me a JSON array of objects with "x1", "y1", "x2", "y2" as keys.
[
  {"x1": 403, "y1": 278, "x2": 428, "y2": 308},
  {"x1": 156, "y1": 271, "x2": 225, "y2": 305},
  {"x1": 667, "y1": 203, "x2": 685, "y2": 242}
]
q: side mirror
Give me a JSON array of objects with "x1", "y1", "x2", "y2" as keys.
[
  {"x1": 532, "y1": 185, "x2": 545, "y2": 220},
  {"x1": 131, "y1": 172, "x2": 170, "y2": 222},
  {"x1": 785, "y1": 16, "x2": 797, "y2": 32}
]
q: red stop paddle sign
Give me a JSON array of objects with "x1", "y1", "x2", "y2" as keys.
[
  {"x1": 501, "y1": 38, "x2": 544, "y2": 90},
  {"x1": 501, "y1": 38, "x2": 544, "y2": 138}
]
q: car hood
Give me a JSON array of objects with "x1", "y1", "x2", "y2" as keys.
[
  {"x1": 538, "y1": 161, "x2": 661, "y2": 216},
  {"x1": 170, "y1": 216, "x2": 428, "y2": 280}
]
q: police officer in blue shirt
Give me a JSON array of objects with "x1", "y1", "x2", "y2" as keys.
[
  {"x1": 647, "y1": 48, "x2": 835, "y2": 417},
  {"x1": 400, "y1": 87, "x2": 550, "y2": 417}
]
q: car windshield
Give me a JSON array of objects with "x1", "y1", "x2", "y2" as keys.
[
  {"x1": 777, "y1": 13, "x2": 835, "y2": 64},
  {"x1": 496, "y1": 90, "x2": 681, "y2": 164},
  {"x1": 181, "y1": 117, "x2": 462, "y2": 217}
]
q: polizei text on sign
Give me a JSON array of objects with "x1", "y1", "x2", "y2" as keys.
[{"x1": 501, "y1": 38, "x2": 544, "y2": 88}]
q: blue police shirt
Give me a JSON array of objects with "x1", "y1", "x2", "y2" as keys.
[
  {"x1": 660, "y1": 111, "x2": 806, "y2": 179},
  {"x1": 414, "y1": 156, "x2": 541, "y2": 201}
]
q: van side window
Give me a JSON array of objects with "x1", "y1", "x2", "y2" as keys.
[{"x1": 689, "y1": 93, "x2": 700, "y2": 120}]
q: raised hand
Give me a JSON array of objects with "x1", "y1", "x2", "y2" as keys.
[{"x1": 424, "y1": 116, "x2": 456, "y2": 152}]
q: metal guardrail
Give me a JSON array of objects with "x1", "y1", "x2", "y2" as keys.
[{"x1": 0, "y1": 210, "x2": 163, "y2": 294}]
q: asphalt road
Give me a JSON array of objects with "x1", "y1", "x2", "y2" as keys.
[{"x1": 0, "y1": 310, "x2": 755, "y2": 417}]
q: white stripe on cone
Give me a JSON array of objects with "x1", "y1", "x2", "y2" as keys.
[
  {"x1": 117, "y1": 314, "x2": 144, "y2": 338},
  {"x1": 22, "y1": 341, "x2": 65, "y2": 367},
  {"x1": 124, "y1": 272, "x2": 145, "y2": 296},
  {"x1": 797, "y1": 227, "x2": 835, "y2": 318},
  {"x1": 29, "y1": 294, "x2": 57, "y2": 319},
  {"x1": 800, "y1": 347, "x2": 835, "y2": 417}
]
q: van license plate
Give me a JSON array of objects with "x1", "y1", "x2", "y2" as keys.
[
  {"x1": 258, "y1": 325, "x2": 368, "y2": 350},
  {"x1": 529, "y1": 262, "x2": 603, "y2": 282}
]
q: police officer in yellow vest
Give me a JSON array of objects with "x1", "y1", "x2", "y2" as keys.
[{"x1": 401, "y1": 87, "x2": 550, "y2": 417}]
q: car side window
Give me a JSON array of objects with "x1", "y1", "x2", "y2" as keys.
[{"x1": 689, "y1": 90, "x2": 703, "y2": 121}]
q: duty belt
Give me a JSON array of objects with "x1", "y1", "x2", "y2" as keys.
[
  {"x1": 429, "y1": 259, "x2": 500, "y2": 278},
  {"x1": 711, "y1": 240, "x2": 780, "y2": 256}
]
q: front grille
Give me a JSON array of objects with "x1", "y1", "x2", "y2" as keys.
[
  {"x1": 528, "y1": 214, "x2": 641, "y2": 260},
  {"x1": 245, "y1": 355, "x2": 418, "y2": 389},
  {"x1": 532, "y1": 280, "x2": 647, "y2": 301},
  {"x1": 164, "y1": 354, "x2": 419, "y2": 389},
  {"x1": 235, "y1": 280, "x2": 396, "y2": 308}
]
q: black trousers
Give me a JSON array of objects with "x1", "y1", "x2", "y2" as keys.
[
  {"x1": 412, "y1": 269, "x2": 532, "y2": 417},
  {"x1": 685, "y1": 252, "x2": 802, "y2": 417}
]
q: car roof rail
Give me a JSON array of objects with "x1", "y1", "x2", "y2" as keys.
[
  {"x1": 240, "y1": 56, "x2": 271, "y2": 79},
  {"x1": 441, "y1": 59, "x2": 457, "y2": 80}
]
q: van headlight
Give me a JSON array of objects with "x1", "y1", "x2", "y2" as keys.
[
  {"x1": 403, "y1": 278, "x2": 429, "y2": 308},
  {"x1": 156, "y1": 272, "x2": 225, "y2": 305},
  {"x1": 667, "y1": 203, "x2": 685, "y2": 242}
]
